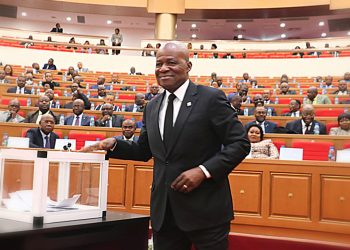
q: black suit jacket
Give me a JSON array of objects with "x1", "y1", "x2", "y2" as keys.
[
  {"x1": 286, "y1": 119, "x2": 327, "y2": 135},
  {"x1": 115, "y1": 135, "x2": 139, "y2": 142},
  {"x1": 7, "y1": 87, "x2": 31, "y2": 94},
  {"x1": 42, "y1": 64, "x2": 57, "y2": 70},
  {"x1": 95, "y1": 115, "x2": 124, "y2": 127},
  {"x1": 107, "y1": 81, "x2": 250, "y2": 232},
  {"x1": 24, "y1": 110, "x2": 59, "y2": 124},
  {"x1": 145, "y1": 92, "x2": 159, "y2": 101},
  {"x1": 26, "y1": 128, "x2": 59, "y2": 149},
  {"x1": 50, "y1": 27, "x2": 63, "y2": 33},
  {"x1": 125, "y1": 104, "x2": 145, "y2": 112},
  {"x1": 245, "y1": 120, "x2": 278, "y2": 133}
]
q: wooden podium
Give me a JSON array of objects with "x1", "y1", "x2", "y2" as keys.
[{"x1": 0, "y1": 211, "x2": 149, "y2": 250}]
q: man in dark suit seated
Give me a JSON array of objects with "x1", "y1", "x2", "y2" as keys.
[
  {"x1": 332, "y1": 80, "x2": 350, "y2": 95},
  {"x1": 91, "y1": 85, "x2": 107, "y2": 99},
  {"x1": 64, "y1": 99, "x2": 91, "y2": 126},
  {"x1": 91, "y1": 75, "x2": 111, "y2": 90},
  {"x1": 7, "y1": 75, "x2": 31, "y2": 94},
  {"x1": 82, "y1": 43, "x2": 250, "y2": 250},
  {"x1": 115, "y1": 119, "x2": 139, "y2": 142},
  {"x1": 41, "y1": 71, "x2": 60, "y2": 89},
  {"x1": 24, "y1": 96, "x2": 59, "y2": 124},
  {"x1": 26, "y1": 114, "x2": 59, "y2": 149},
  {"x1": 63, "y1": 87, "x2": 91, "y2": 110},
  {"x1": 125, "y1": 93, "x2": 146, "y2": 112},
  {"x1": 229, "y1": 94, "x2": 243, "y2": 115},
  {"x1": 286, "y1": 104, "x2": 327, "y2": 135},
  {"x1": 95, "y1": 103, "x2": 124, "y2": 128},
  {"x1": 282, "y1": 99, "x2": 301, "y2": 117},
  {"x1": 145, "y1": 83, "x2": 160, "y2": 100},
  {"x1": 245, "y1": 106, "x2": 277, "y2": 133},
  {"x1": 95, "y1": 94, "x2": 121, "y2": 111},
  {"x1": 279, "y1": 81, "x2": 296, "y2": 95},
  {"x1": 248, "y1": 94, "x2": 277, "y2": 116},
  {"x1": 44, "y1": 89, "x2": 60, "y2": 108},
  {"x1": 262, "y1": 89, "x2": 275, "y2": 104},
  {"x1": 50, "y1": 23, "x2": 63, "y2": 33},
  {"x1": 42, "y1": 58, "x2": 57, "y2": 70}
]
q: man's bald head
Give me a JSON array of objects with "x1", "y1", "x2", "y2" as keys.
[{"x1": 157, "y1": 43, "x2": 190, "y2": 62}]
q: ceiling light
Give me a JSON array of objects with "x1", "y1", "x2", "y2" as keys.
[
  {"x1": 321, "y1": 33, "x2": 327, "y2": 37},
  {"x1": 237, "y1": 34, "x2": 243, "y2": 39},
  {"x1": 106, "y1": 20, "x2": 112, "y2": 24},
  {"x1": 319, "y1": 21, "x2": 325, "y2": 26},
  {"x1": 280, "y1": 23, "x2": 286, "y2": 28},
  {"x1": 281, "y1": 34, "x2": 286, "y2": 38},
  {"x1": 66, "y1": 17, "x2": 72, "y2": 21},
  {"x1": 191, "y1": 34, "x2": 197, "y2": 38},
  {"x1": 21, "y1": 12, "x2": 27, "y2": 17},
  {"x1": 191, "y1": 23, "x2": 197, "y2": 28},
  {"x1": 347, "y1": 31, "x2": 350, "y2": 36},
  {"x1": 237, "y1": 24, "x2": 242, "y2": 29}
]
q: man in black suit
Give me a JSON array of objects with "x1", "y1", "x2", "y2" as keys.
[
  {"x1": 282, "y1": 99, "x2": 301, "y2": 117},
  {"x1": 286, "y1": 104, "x2": 327, "y2": 135},
  {"x1": 7, "y1": 75, "x2": 31, "y2": 94},
  {"x1": 41, "y1": 71, "x2": 60, "y2": 89},
  {"x1": 332, "y1": 80, "x2": 350, "y2": 95},
  {"x1": 42, "y1": 58, "x2": 57, "y2": 70},
  {"x1": 279, "y1": 82, "x2": 296, "y2": 95},
  {"x1": 262, "y1": 89, "x2": 275, "y2": 104},
  {"x1": 91, "y1": 85, "x2": 107, "y2": 99},
  {"x1": 26, "y1": 114, "x2": 59, "y2": 148},
  {"x1": 63, "y1": 86, "x2": 91, "y2": 110},
  {"x1": 125, "y1": 93, "x2": 146, "y2": 112},
  {"x1": 229, "y1": 94, "x2": 243, "y2": 115},
  {"x1": 64, "y1": 99, "x2": 91, "y2": 126},
  {"x1": 248, "y1": 95, "x2": 277, "y2": 116},
  {"x1": 95, "y1": 103, "x2": 123, "y2": 127},
  {"x1": 44, "y1": 89, "x2": 60, "y2": 108},
  {"x1": 24, "y1": 96, "x2": 59, "y2": 124},
  {"x1": 145, "y1": 83, "x2": 160, "y2": 100},
  {"x1": 245, "y1": 106, "x2": 277, "y2": 134},
  {"x1": 82, "y1": 43, "x2": 250, "y2": 250},
  {"x1": 115, "y1": 119, "x2": 139, "y2": 142},
  {"x1": 50, "y1": 23, "x2": 63, "y2": 33}
]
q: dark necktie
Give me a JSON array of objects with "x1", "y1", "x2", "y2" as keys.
[
  {"x1": 45, "y1": 135, "x2": 50, "y2": 148},
  {"x1": 163, "y1": 94, "x2": 176, "y2": 150},
  {"x1": 305, "y1": 124, "x2": 310, "y2": 134},
  {"x1": 75, "y1": 116, "x2": 80, "y2": 126}
]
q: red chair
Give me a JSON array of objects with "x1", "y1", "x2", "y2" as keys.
[
  {"x1": 1, "y1": 98, "x2": 27, "y2": 107},
  {"x1": 68, "y1": 131, "x2": 106, "y2": 150},
  {"x1": 291, "y1": 140, "x2": 334, "y2": 161},
  {"x1": 326, "y1": 122, "x2": 338, "y2": 134},
  {"x1": 344, "y1": 143, "x2": 350, "y2": 149},
  {"x1": 315, "y1": 109, "x2": 344, "y2": 117},
  {"x1": 272, "y1": 140, "x2": 286, "y2": 152}
]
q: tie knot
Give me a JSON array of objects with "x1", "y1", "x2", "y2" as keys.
[
  {"x1": 45, "y1": 135, "x2": 49, "y2": 139},
  {"x1": 168, "y1": 94, "x2": 176, "y2": 103}
]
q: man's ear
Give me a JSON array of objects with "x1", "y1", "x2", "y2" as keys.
[{"x1": 186, "y1": 61, "x2": 192, "y2": 73}]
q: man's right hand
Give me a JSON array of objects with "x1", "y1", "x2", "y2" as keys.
[{"x1": 80, "y1": 138, "x2": 117, "y2": 152}]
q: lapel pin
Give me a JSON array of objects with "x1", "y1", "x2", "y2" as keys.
[{"x1": 187, "y1": 102, "x2": 192, "y2": 107}]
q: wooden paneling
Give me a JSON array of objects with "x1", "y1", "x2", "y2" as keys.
[
  {"x1": 132, "y1": 165, "x2": 153, "y2": 209},
  {"x1": 107, "y1": 164, "x2": 127, "y2": 207}
]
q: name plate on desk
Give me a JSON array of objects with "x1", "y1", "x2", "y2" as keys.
[
  {"x1": 336, "y1": 149, "x2": 350, "y2": 163},
  {"x1": 279, "y1": 147, "x2": 303, "y2": 161}
]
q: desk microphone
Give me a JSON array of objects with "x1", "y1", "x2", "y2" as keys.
[{"x1": 63, "y1": 143, "x2": 72, "y2": 151}]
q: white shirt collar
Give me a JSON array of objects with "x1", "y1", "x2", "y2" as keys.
[
  {"x1": 164, "y1": 79, "x2": 189, "y2": 102},
  {"x1": 40, "y1": 129, "x2": 50, "y2": 139},
  {"x1": 123, "y1": 135, "x2": 134, "y2": 141}
]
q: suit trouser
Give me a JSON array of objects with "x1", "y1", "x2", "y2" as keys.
[
  {"x1": 153, "y1": 201, "x2": 230, "y2": 250},
  {"x1": 112, "y1": 42, "x2": 121, "y2": 55}
]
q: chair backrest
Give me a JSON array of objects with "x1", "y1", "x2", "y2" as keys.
[
  {"x1": 68, "y1": 131, "x2": 106, "y2": 150},
  {"x1": 326, "y1": 122, "x2": 338, "y2": 134},
  {"x1": 344, "y1": 143, "x2": 350, "y2": 149},
  {"x1": 272, "y1": 140, "x2": 286, "y2": 152},
  {"x1": 291, "y1": 140, "x2": 334, "y2": 161},
  {"x1": 315, "y1": 109, "x2": 344, "y2": 117}
]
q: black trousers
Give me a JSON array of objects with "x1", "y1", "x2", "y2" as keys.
[
  {"x1": 153, "y1": 201, "x2": 230, "y2": 250},
  {"x1": 112, "y1": 42, "x2": 121, "y2": 55}
]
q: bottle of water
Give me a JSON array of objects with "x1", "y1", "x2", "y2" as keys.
[
  {"x1": 314, "y1": 123, "x2": 320, "y2": 135},
  {"x1": 328, "y1": 146, "x2": 336, "y2": 161},
  {"x1": 244, "y1": 107, "x2": 249, "y2": 116},
  {"x1": 90, "y1": 116, "x2": 95, "y2": 126},
  {"x1": 267, "y1": 108, "x2": 272, "y2": 117},
  {"x1": 273, "y1": 88, "x2": 276, "y2": 95},
  {"x1": 132, "y1": 85, "x2": 136, "y2": 91},
  {"x1": 86, "y1": 83, "x2": 89, "y2": 89},
  {"x1": 59, "y1": 114, "x2": 65, "y2": 125},
  {"x1": 275, "y1": 96, "x2": 279, "y2": 104},
  {"x1": 275, "y1": 82, "x2": 279, "y2": 88},
  {"x1": 87, "y1": 90, "x2": 91, "y2": 98},
  {"x1": 31, "y1": 86, "x2": 35, "y2": 94},
  {"x1": 122, "y1": 103, "x2": 126, "y2": 112},
  {"x1": 334, "y1": 95, "x2": 339, "y2": 104},
  {"x1": 322, "y1": 88, "x2": 327, "y2": 95},
  {"x1": 297, "y1": 82, "x2": 300, "y2": 88},
  {"x1": 90, "y1": 102, "x2": 95, "y2": 110},
  {"x1": 303, "y1": 97, "x2": 307, "y2": 104},
  {"x1": 299, "y1": 88, "x2": 303, "y2": 95},
  {"x1": 36, "y1": 88, "x2": 41, "y2": 95},
  {"x1": 26, "y1": 97, "x2": 32, "y2": 107},
  {"x1": 115, "y1": 92, "x2": 119, "y2": 100},
  {"x1": 246, "y1": 96, "x2": 251, "y2": 104},
  {"x1": 110, "y1": 84, "x2": 113, "y2": 91},
  {"x1": 56, "y1": 100, "x2": 60, "y2": 108},
  {"x1": 63, "y1": 89, "x2": 68, "y2": 97},
  {"x1": 2, "y1": 132, "x2": 9, "y2": 146}
]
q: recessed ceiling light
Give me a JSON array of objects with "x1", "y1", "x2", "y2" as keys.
[
  {"x1": 191, "y1": 23, "x2": 197, "y2": 28},
  {"x1": 237, "y1": 24, "x2": 242, "y2": 29},
  {"x1": 321, "y1": 33, "x2": 327, "y2": 37},
  {"x1": 237, "y1": 34, "x2": 243, "y2": 39},
  {"x1": 66, "y1": 17, "x2": 72, "y2": 21},
  {"x1": 280, "y1": 23, "x2": 286, "y2": 28},
  {"x1": 281, "y1": 34, "x2": 286, "y2": 38},
  {"x1": 106, "y1": 20, "x2": 112, "y2": 24},
  {"x1": 347, "y1": 31, "x2": 350, "y2": 36},
  {"x1": 191, "y1": 34, "x2": 197, "y2": 38},
  {"x1": 319, "y1": 21, "x2": 325, "y2": 26},
  {"x1": 21, "y1": 12, "x2": 27, "y2": 17}
]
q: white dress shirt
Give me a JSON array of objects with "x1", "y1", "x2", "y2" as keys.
[
  {"x1": 256, "y1": 121, "x2": 266, "y2": 134},
  {"x1": 16, "y1": 87, "x2": 25, "y2": 94},
  {"x1": 40, "y1": 130, "x2": 50, "y2": 148},
  {"x1": 158, "y1": 80, "x2": 211, "y2": 178},
  {"x1": 72, "y1": 114, "x2": 83, "y2": 126},
  {"x1": 301, "y1": 120, "x2": 311, "y2": 134},
  {"x1": 291, "y1": 111, "x2": 300, "y2": 117}
]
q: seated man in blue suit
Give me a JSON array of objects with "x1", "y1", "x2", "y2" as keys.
[
  {"x1": 7, "y1": 75, "x2": 31, "y2": 94},
  {"x1": 26, "y1": 114, "x2": 59, "y2": 148},
  {"x1": 115, "y1": 119, "x2": 139, "y2": 142},
  {"x1": 64, "y1": 99, "x2": 91, "y2": 126},
  {"x1": 245, "y1": 106, "x2": 277, "y2": 134},
  {"x1": 125, "y1": 93, "x2": 146, "y2": 112},
  {"x1": 91, "y1": 75, "x2": 111, "y2": 90}
]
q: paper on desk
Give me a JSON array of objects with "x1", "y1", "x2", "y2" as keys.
[{"x1": 48, "y1": 194, "x2": 81, "y2": 208}]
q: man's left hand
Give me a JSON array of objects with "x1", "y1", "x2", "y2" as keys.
[{"x1": 171, "y1": 167, "x2": 206, "y2": 193}]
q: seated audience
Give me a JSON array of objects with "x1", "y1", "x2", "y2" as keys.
[
  {"x1": 26, "y1": 114, "x2": 59, "y2": 149},
  {"x1": 142, "y1": 43, "x2": 154, "y2": 56},
  {"x1": 7, "y1": 75, "x2": 31, "y2": 94},
  {"x1": 279, "y1": 82, "x2": 296, "y2": 95},
  {"x1": 95, "y1": 94, "x2": 120, "y2": 111},
  {"x1": 329, "y1": 112, "x2": 350, "y2": 135},
  {"x1": 95, "y1": 103, "x2": 124, "y2": 128},
  {"x1": 304, "y1": 86, "x2": 331, "y2": 104},
  {"x1": 125, "y1": 93, "x2": 146, "y2": 112},
  {"x1": 246, "y1": 124, "x2": 279, "y2": 159},
  {"x1": 248, "y1": 94, "x2": 277, "y2": 116},
  {"x1": 32, "y1": 62, "x2": 40, "y2": 74},
  {"x1": 25, "y1": 72, "x2": 34, "y2": 85},
  {"x1": 210, "y1": 72, "x2": 217, "y2": 84},
  {"x1": 245, "y1": 106, "x2": 277, "y2": 134},
  {"x1": 250, "y1": 79, "x2": 263, "y2": 88},
  {"x1": 67, "y1": 37, "x2": 78, "y2": 50},
  {"x1": 323, "y1": 76, "x2": 334, "y2": 88},
  {"x1": 280, "y1": 74, "x2": 289, "y2": 83},
  {"x1": 292, "y1": 46, "x2": 304, "y2": 58},
  {"x1": 282, "y1": 99, "x2": 301, "y2": 117},
  {"x1": 239, "y1": 84, "x2": 249, "y2": 104},
  {"x1": 129, "y1": 66, "x2": 142, "y2": 75},
  {"x1": 210, "y1": 81, "x2": 219, "y2": 89},
  {"x1": 50, "y1": 23, "x2": 63, "y2": 33},
  {"x1": 145, "y1": 83, "x2": 160, "y2": 100},
  {"x1": 64, "y1": 99, "x2": 91, "y2": 126},
  {"x1": 91, "y1": 85, "x2": 107, "y2": 99},
  {"x1": 116, "y1": 119, "x2": 139, "y2": 142},
  {"x1": 63, "y1": 66, "x2": 75, "y2": 81},
  {"x1": 229, "y1": 94, "x2": 243, "y2": 115},
  {"x1": 216, "y1": 77, "x2": 223, "y2": 88},
  {"x1": 343, "y1": 72, "x2": 350, "y2": 83},
  {"x1": 42, "y1": 71, "x2": 60, "y2": 89},
  {"x1": 24, "y1": 96, "x2": 59, "y2": 124},
  {"x1": 0, "y1": 99, "x2": 25, "y2": 123},
  {"x1": 82, "y1": 40, "x2": 92, "y2": 54},
  {"x1": 110, "y1": 74, "x2": 120, "y2": 84},
  {"x1": 64, "y1": 88, "x2": 91, "y2": 110},
  {"x1": 42, "y1": 58, "x2": 57, "y2": 70},
  {"x1": 332, "y1": 80, "x2": 349, "y2": 95},
  {"x1": 0, "y1": 69, "x2": 9, "y2": 83},
  {"x1": 262, "y1": 89, "x2": 275, "y2": 104},
  {"x1": 286, "y1": 104, "x2": 326, "y2": 134},
  {"x1": 76, "y1": 62, "x2": 88, "y2": 72}
]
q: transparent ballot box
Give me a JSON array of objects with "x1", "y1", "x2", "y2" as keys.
[{"x1": 0, "y1": 148, "x2": 108, "y2": 225}]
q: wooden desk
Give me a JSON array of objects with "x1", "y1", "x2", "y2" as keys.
[{"x1": 0, "y1": 211, "x2": 149, "y2": 250}]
